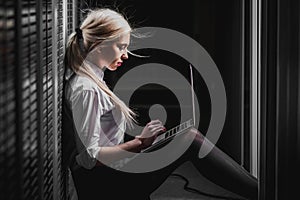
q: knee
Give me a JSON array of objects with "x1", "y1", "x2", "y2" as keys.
[
  {"x1": 188, "y1": 128, "x2": 205, "y2": 145},
  {"x1": 184, "y1": 128, "x2": 205, "y2": 156}
]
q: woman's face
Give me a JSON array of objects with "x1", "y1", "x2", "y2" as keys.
[{"x1": 98, "y1": 32, "x2": 130, "y2": 71}]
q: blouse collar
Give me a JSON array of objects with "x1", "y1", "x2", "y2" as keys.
[{"x1": 87, "y1": 61, "x2": 105, "y2": 80}]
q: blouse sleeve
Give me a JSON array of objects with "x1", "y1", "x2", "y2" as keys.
[{"x1": 71, "y1": 89, "x2": 103, "y2": 169}]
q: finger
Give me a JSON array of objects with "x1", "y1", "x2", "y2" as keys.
[
  {"x1": 148, "y1": 119, "x2": 162, "y2": 126},
  {"x1": 153, "y1": 127, "x2": 166, "y2": 136},
  {"x1": 150, "y1": 125, "x2": 166, "y2": 134},
  {"x1": 148, "y1": 124, "x2": 164, "y2": 132}
]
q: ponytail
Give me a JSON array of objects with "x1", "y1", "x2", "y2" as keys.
[{"x1": 64, "y1": 32, "x2": 86, "y2": 72}]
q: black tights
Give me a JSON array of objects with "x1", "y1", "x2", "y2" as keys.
[{"x1": 71, "y1": 128, "x2": 258, "y2": 200}]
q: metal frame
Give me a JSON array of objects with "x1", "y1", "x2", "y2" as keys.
[
  {"x1": 250, "y1": 0, "x2": 261, "y2": 178},
  {"x1": 36, "y1": 0, "x2": 44, "y2": 199},
  {"x1": 51, "y1": 0, "x2": 59, "y2": 199}
]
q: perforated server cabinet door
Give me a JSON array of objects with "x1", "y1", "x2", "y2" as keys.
[
  {"x1": 0, "y1": 1, "x2": 19, "y2": 200},
  {"x1": 19, "y1": 1, "x2": 41, "y2": 199},
  {"x1": 0, "y1": 0, "x2": 73, "y2": 199}
]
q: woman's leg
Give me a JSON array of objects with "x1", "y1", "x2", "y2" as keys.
[
  {"x1": 187, "y1": 128, "x2": 258, "y2": 200},
  {"x1": 129, "y1": 127, "x2": 258, "y2": 200},
  {"x1": 71, "y1": 128, "x2": 258, "y2": 200}
]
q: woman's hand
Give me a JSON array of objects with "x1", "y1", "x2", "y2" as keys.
[{"x1": 135, "y1": 119, "x2": 166, "y2": 149}]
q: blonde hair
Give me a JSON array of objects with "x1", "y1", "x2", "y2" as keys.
[{"x1": 65, "y1": 8, "x2": 137, "y2": 127}]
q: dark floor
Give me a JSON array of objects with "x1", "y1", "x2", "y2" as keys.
[
  {"x1": 68, "y1": 161, "x2": 246, "y2": 200},
  {"x1": 150, "y1": 161, "x2": 245, "y2": 200}
]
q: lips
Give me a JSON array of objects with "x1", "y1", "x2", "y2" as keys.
[{"x1": 117, "y1": 62, "x2": 122, "y2": 67}]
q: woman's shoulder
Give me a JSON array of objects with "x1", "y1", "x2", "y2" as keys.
[
  {"x1": 67, "y1": 75, "x2": 109, "y2": 99},
  {"x1": 68, "y1": 75, "x2": 98, "y2": 92},
  {"x1": 66, "y1": 75, "x2": 114, "y2": 110}
]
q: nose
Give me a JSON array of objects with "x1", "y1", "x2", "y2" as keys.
[{"x1": 121, "y1": 51, "x2": 128, "y2": 59}]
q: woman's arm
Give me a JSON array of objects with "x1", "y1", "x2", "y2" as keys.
[
  {"x1": 96, "y1": 119, "x2": 165, "y2": 166},
  {"x1": 69, "y1": 89, "x2": 165, "y2": 167},
  {"x1": 95, "y1": 138, "x2": 142, "y2": 166}
]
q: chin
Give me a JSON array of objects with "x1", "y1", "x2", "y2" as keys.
[{"x1": 107, "y1": 66, "x2": 118, "y2": 71}]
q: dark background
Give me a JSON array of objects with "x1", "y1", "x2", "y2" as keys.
[{"x1": 89, "y1": 0, "x2": 245, "y2": 164}]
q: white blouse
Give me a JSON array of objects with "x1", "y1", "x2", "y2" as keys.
[{"x1": 64, "y1": 63, "x2": 126, "y2": 169}]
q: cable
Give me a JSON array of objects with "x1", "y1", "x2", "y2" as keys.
[{"x1": 170, "y1": 173, "x2": 247, "y2": 200}]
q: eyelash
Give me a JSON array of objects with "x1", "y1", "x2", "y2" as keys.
[{"x1": 119, "y1": 45, "x2": 127, "y2": 51}]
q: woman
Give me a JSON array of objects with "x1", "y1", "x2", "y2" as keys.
[{"x1": 63, "y1": 8, "x2": 257, "y2": 200}]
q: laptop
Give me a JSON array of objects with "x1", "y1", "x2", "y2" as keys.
[{"x1": 141, "y1": 64, "x2": 196, "y2": 153}]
